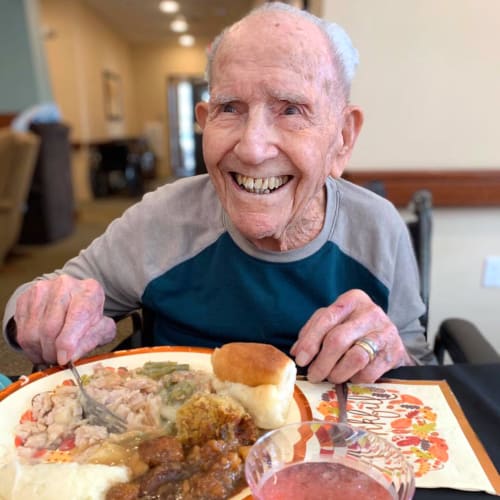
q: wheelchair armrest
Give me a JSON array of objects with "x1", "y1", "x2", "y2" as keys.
[{"x1": 433, "y1": 318, "x2": 500, "y2": 364}]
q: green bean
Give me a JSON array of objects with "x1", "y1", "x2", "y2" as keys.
[
  {"x1": 137, "y1": 361, "x2": 190, "y2": 379},
  {"x1": 167, "y1": 380, "x2": 196, "y2": 403}
]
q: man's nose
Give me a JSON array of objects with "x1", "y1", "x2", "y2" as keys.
[{"x1": 233, "y1": 110, "x2": 279, "y2": 164}]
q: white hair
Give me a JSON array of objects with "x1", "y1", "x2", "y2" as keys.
[{"x1": 205, "y1": 1, "x2": 359, "y2": 98}]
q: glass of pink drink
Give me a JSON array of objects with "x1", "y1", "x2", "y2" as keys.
[{"x1": 245, "y1": 420, "x2": 415, "y2": 500}]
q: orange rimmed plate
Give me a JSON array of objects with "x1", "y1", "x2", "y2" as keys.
[{"x1": 0, "y1": 346, "x2": 312, "y2": 500}]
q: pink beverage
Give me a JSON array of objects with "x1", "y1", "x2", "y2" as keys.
[{"x1": 256, "y1": 461, "x2": 396, "y2": 500}]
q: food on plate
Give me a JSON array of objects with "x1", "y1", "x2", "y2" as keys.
[
  {"x1": 106, "y1": 395, "x2": 258, "y2": 500},
  {"x1": 14, "y1": 361, "x2": 213, "y2": 462},
  {"x1": 0, "y1": 463, "x2": 129, "y2": 500},
  {"x1": 211, "y1": 342, "x2": 297, "y2": 429},
  {"x1": 4, "y1": 344, "x2": 298, "y2": 499},
  {"x1": 176, "y1": 393, "x2": 257, "y2": 447},
  {"x1": 7, "y1": 344, "x2": 297, "y2": 500}
]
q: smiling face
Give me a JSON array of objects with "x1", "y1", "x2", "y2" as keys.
[{"x1": 196, "y1": 11, "x2": 362, "y2": 251}]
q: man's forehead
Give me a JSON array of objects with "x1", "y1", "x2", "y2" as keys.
[
  {"x1": 219, "y1": 10, "x2": 331, "y2": 61},
  {"x1": 212, "y1": 15, "x2": 334, "y2": 85}
]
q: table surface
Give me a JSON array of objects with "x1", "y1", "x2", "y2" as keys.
[{"x1": 385, "y1": 363, "x2": 500, "y2": 500}]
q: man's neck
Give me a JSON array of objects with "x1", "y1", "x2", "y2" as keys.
[{"x1": 252, "y1": 188, "x2": 327, "y2": 252}]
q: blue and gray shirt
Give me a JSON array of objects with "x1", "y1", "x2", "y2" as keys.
[{"x1": 3, "y1": 175, "x2": 435, "y2": 364}]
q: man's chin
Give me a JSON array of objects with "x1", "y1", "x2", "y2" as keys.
[{"x1": 232, "y1": 219, "x2": 284, "y2": 250}]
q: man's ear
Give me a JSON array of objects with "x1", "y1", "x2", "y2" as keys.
[
  {"x1": 195, "y1": 101, "x2": 209, "y2": 130},
  {"x1": 331, "y1": 105, "x2": 363, "y2": 178}
]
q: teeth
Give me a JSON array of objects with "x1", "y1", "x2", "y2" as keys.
[{"x1": 235, "y1": 174, "x2": 290, "y2": 194}]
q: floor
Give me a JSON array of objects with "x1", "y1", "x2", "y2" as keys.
[{"x1": 0, "y1": 195, "x2": 142, "y2": 378}]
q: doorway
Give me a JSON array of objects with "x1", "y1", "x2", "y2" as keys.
[{"x1": 167, "y1": 76, "x2": 208, "y2": 178}]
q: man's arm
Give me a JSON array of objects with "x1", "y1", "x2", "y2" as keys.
[{"x1": 2, "y1": 199, "x2": 150, "y2": 364}]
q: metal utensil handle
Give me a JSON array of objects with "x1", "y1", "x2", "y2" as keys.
[{"x1": 335, "y1": 382, "x2": 348, "y2": 424}]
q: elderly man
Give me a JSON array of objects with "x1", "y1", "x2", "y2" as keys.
[{"x1": 3, "y1": 3, "x2": 435, "y2": 384}]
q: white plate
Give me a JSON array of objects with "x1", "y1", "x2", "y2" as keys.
[{"x1": 0, "y1": 346, "x2": 311, "y2": 500}]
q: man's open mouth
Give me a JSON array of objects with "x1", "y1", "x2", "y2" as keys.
[{"x1": 233, "y1": 173, "x2": 290, "y2": 194}]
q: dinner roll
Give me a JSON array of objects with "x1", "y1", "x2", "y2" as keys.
[{"x1": 211, "y1": 342, "x2": 297, "y2": 429}]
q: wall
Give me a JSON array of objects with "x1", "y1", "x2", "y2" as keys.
[
  {"x1": 324, "y1": 0, "x2": 500, "y2": 169},
  {"x1": 0, "y1": 0, "x2": 52, "y2": 111},
  {"x1": 322, "y1": 0, "x2": 500, "y2": 351},
  {"x1": 40, "y1": 0, "x2": 137, "y2": 142},
  {"x1": 432, "y1": 208, "x2": 500, "y2": 349}
]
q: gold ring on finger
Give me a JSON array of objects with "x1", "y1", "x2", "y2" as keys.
[{"x1": 354, "y1": 337, "x2": 378, "y2": 363}]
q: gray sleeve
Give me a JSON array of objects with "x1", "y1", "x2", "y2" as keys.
[
  {"x1": 2, "y1": 176, "x2": 223, "y2": 346},
  {"x1": 2, "y1": 200, "x2": 150, "y2": 345}
]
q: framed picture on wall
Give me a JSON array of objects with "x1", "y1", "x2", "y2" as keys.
[{"x1": 103, "y1": 70, "x2": 123, "y2": 121}]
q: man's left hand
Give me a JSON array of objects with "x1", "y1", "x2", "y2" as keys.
[{"x1": 290, "y1": 289, "x2": 415, "y2": 383}]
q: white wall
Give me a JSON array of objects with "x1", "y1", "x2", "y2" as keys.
[
  {"x1": 322, "y1": 1, "x2": 500, "y2": 351},
  {"x1": 324, "y1": 0, "x2": 500, "y2": 169},
  {"x1": 430, "y1": 209, "x2": 500, "y2": 352}
]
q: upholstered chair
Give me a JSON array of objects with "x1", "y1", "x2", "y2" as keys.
[{"x1": 0, "y1": 128, "x2": 39, "y2": 264}]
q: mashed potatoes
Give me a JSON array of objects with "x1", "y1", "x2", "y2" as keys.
[{"x1": 0, "y1": 462, "x2": 129, "y2": 500}]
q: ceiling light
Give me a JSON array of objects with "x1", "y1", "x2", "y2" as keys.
[
  {"x1": 159, "y1": 1, "x2": 179, "y2": 14},
  {"x1": 179, "y1": 34, "x2": 195, "y2": 47},
  {"x1": 170, "y1": 16, "x2": 188, "y2": 33}
]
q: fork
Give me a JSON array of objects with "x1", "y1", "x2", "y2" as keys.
[
  {"x1": 332, "y1": 382, "x2": 365, "y2": 446},
  {"x1": 68, "y1": 361, "x2": 128, "y2": 434},
  {"x1": 335, "y1": 381, "x2": 349, "y2": 426}
]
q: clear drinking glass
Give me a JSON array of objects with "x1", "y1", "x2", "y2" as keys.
[{"x1": 245, "y1": 420, "x2": 415, "y2": 500}]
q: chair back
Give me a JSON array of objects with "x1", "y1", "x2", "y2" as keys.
[
  {"x1": 406, "y1": 189, "x2": 433, "y2": 335},
  {"x1": 0, "y1": 128, "x2": 39, "y2": 263},
  {"x1": 363, "y1": 182, "x2": 433, "y2": 336}
]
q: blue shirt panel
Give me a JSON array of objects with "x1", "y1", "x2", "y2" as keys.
[{"x1": 142, "y1": 233, "x2": 389, "y2": 352}]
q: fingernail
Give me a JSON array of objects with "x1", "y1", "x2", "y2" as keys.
[
  {"x1": 295, "y1": 351, "x2": 310, "y2": 366},
  {"x1": 58, "y1": 350, "x2": 68, "y2": 366}
]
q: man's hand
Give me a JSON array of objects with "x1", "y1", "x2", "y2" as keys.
[
  {"x1": 290, "y1": 289, "x2": 415, "y2": 383},
  {"x1": 14, "y1": 275, "x2": 116, "y2": 366}
]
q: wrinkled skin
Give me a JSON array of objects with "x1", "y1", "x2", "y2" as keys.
[
  {"x1": 290, "y1": 289, "x2": 413, "y2": 383},
  {"x1": 15, "y1": 275, "x2": 115, "y2": 366},
  {"x1": 13, "y1": 9, "x2": 414, "y2": 379}
]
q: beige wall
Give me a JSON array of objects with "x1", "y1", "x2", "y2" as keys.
[
  {"x1": 323, "y1": 1, "x2": 500, "y2": 352},
  {"x1": 40, "y1": 0, "x2": 137, "y2": 141},
  {"x1": 324, "y1": 0, "x2": 500, "y2": 169}
]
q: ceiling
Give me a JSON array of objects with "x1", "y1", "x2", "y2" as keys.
[{"x1": 83, "y1": 0, "x2": 256, "y2": 45}]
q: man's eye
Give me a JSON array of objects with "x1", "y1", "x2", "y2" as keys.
[
  {"x1": 222, "y1": 103, "x2": 236, "y2": 113},
  {"x1": 283, "y1": 105, "x2": 300, "y2": 115}
]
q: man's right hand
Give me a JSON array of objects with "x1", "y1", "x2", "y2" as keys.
[{"x1": 14, "y1": 275, "x2": 116, "y2": 366}]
